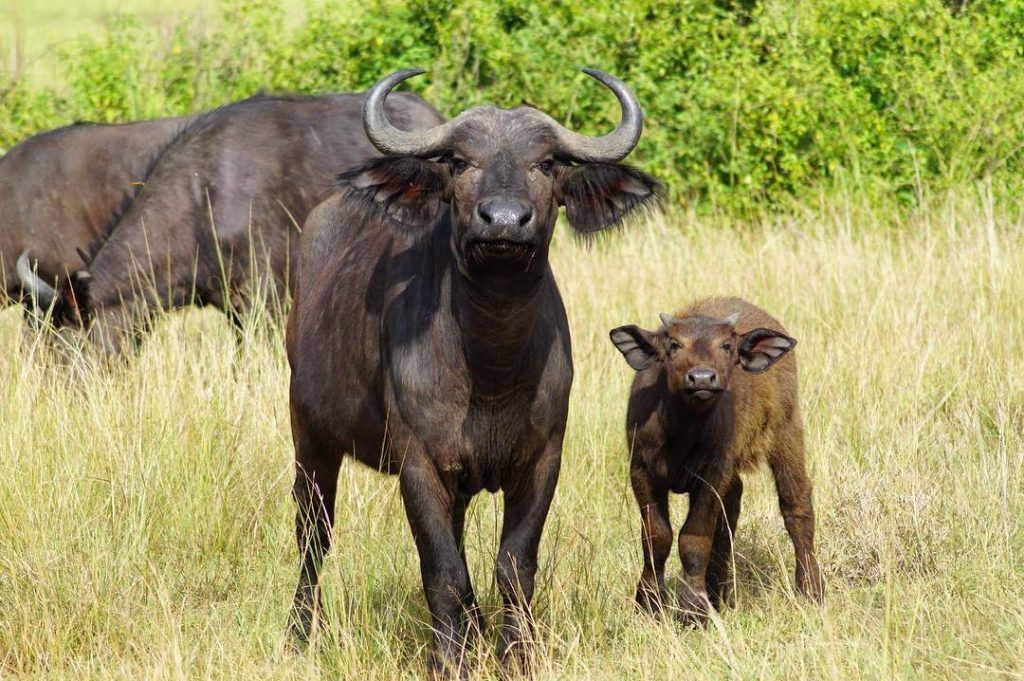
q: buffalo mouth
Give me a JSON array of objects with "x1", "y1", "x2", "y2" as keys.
[
  {"x1": 465, "y1": 238, "x2": 535, "y2": 265},
  {"x1": 685, "y1": 388, "x2": 724, "y2": 401}
]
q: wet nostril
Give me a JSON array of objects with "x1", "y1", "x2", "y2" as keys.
[
  {"x1": 477, "y1": 203, "x2": 494, "y2": 225},
  {"x1": 518, "y1": 206, "x2": 533, "y2": 226}
]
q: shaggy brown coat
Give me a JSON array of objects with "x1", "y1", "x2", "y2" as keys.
[{"x1": 610, "y1": 296, "x2": 823, "y2": 623}]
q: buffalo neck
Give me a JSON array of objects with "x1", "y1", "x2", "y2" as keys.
[
  {"x1": 666, "y1": 388, "x2": 735, "y2": 458},
  {"x1": 448, "y1": 249, "x2": 550, "y2": 390}
]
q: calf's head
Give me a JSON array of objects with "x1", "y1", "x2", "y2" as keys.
[
  {"x1": 349, "y1": 68, "x2": 661, "y2": 277},
  {"x1": 610, "y1": 313, "x2": 796, "y2": 405}
]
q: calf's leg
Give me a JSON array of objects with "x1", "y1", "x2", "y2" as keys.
[
  {"x1": 770, "y1": 425, "x2": 824, "y2": 603},
  {"x1": 630, "y1": 464, "x2": 672, "y2": 616},
  {"x1": 677, "y1": 482, "x2": 725, "y2": 626},
  {"x1": 705, "y1": 476, "x2": 743, "y2": 610}
]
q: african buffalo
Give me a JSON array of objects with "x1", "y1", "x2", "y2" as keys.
[
  {"x1": 1, "y1": 116, "x2": 192, "y2": 309},
  {"x1": 20, "y1": 91, "x2": 443, "y2": 354},
  {"x1": 286, "y1": 68, "x2": 661, "y2": 676},
  {"x1": 610, "y1": 297, "x2": 824, "y2": 624}
]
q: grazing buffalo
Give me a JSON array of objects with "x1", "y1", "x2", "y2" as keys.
[
  {"x1": 609, "y1": 297, "x2": 824, "y2": 624},
  {"x1": 1, "y1": 116, "x2": 192, "y2": 308},
  {"x1": 286, "y1": 68, "x2": 661, "y2": 676},
  {"x1": 19, "y1": 91, "x2": 443, "y2": 354}
]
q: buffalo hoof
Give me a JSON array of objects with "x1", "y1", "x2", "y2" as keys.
[{"x1": 635, "y1": 582, "x2": 668, "y2": 618}]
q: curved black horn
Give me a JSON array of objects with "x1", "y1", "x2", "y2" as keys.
[
  {"x1": 363, "y1": 68, "x2": 459, "y2": 157},
  {"x1": 16, "y1": 250, "x2": 56, "y2": 308},
  {"x1": 546, "y1": 68, "x2": 644, "y2": 163}
]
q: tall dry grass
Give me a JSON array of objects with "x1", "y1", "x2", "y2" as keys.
[{"x1": 1, "y1": 192, "x2": 1022, "y2": 679}]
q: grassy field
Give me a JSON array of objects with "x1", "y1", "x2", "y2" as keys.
[{"x1": 1, "y1": 192, "x2": 1021, "y2": 679}]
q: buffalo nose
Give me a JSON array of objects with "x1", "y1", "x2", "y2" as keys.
[
  {"x1": 477, "y1": 198, "x2": 533, "y2": 228},
  {"x1": 685, "y1": 368, "x2": 720, "y2": 390}
]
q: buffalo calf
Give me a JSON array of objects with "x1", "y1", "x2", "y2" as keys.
[{"x1": 610, "y1": 296, "x2": 823, "y2": 623}]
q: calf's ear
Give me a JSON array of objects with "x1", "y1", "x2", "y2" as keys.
[
  {"x1": 609, "y1": 325, "x2": 660, "y2": 371},
  {"x1": 558, "y1": 164, "x2": 663, "y2": 236},
  {"x1": 339, "y1": 157, "x2": 448, "y2": 228},
  {"x1": 738, "y1": 328, "x2": 796, "y2": 373}
]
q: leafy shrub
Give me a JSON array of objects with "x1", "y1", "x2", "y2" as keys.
[{"x1": 2, "y1": 0, "x2": 1022, "y2": 213}]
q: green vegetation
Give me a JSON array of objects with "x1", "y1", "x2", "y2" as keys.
[
  {"x1": 2, "y1": 0, "x2": 1023, "y2": 211},
  {"x1": 2, "y1": 196, "x2": 1022, "y2": 678},
  {"x1": 1, "y1": 3, "x2": 1023, "y2": 678}
]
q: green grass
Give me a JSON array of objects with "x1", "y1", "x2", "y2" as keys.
[
  {"x1": 0, "y1": 0, "x2": 306, "y2": 85},
  {"x1": 1, "y1": 193, "x2": 1021, "y2": 678}
]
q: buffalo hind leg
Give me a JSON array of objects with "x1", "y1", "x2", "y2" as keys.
[
  {"x1": 705, "y1": 477, "x2": 743, "y2": 610},
  {"x1": 630, "y1": 464, "x2": 672, "y2": 616},
  {"x1": 452, "y1": 494, "x2": 484, "y2": 638},
  {"x1": 400, "y1": 459, "x2": 475, "y2": 679},
  {"x1": 289, "y1": 420, "x2": 343, "y2": 644},
  {"x1": 770, "y1": 428, "x2": 824, "y2": 603},
  {"x1": 495, "y1": 443, "x2": 561, "y2": 673}
]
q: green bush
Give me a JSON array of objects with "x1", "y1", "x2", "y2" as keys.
[{"x1": 2, "y1": 0, "x2": 1022, "y2": 212}]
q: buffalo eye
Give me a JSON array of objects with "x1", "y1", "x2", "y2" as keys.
[
  {"x1": 450, "y1": 156, "x2": 469, "y2": 173},
  {"x1": 536, "y1": 158, "x2": 554, "y2": 174},
  {"x1": 669, "y1": 339, "x2": 681, "y2": 354}
]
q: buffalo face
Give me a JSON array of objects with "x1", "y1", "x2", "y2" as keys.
[{"x1": 347, "y1": 68, "x2": 662, "y2": 279}]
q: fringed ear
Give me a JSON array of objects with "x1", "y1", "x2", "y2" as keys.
[
  {"x1": 338, "y1": 157, "x2": 449, "y2": 228},
  {"x1": 558, "y1": 163, "x2": 663, "y2": 236},
  {"x1": 52, "y1": 270, "x2": 92, "y2": 328},
  {"x1": 609, "y1": 324, "x2": 661, "y2": 371},
  {"x1": 738, "y1": 328, "x2": 796, "y2": 373}
]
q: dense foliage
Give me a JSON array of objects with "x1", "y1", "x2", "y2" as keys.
[{"x1": 2, "y1": 0, "x2": 1023, "y2": 211}]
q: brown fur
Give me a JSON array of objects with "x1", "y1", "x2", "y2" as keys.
[{"x1": 609, "y1": 296, "x2": 823, "y2": 624}]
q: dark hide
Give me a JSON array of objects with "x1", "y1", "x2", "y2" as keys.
[
  {"x1": 0, "y1": 116, "x2": 193, "y2": 308},
  {"x1": 287, "y1": 103, "x2": 661, "y2": 676},
  {"x1": 52, "y1": 92, "x2": 445, "y2": 354}
]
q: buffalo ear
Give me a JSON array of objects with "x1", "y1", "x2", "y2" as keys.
[
  {"x1": 738, "y1": 328, "x2": 796, "y2": 373},
  {"x1": 609, "y1": 324, "x2": 660, "y2": 371},
  {"x1": 558, "y1": 163, "x2": 663, "y2": 236},
  {"x1": 339, "y1": 157, "x2": 448, "y2": 228},
  {"x1": 52, "y1": 270, "x2": 92, "y2": 328}
]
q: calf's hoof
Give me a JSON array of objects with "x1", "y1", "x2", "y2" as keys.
[
  {"x1": 675, "y1": 590, "x2": 711, "y2": 628},
  {"x1": 797, "y1": 564, "x2": 825, "y2": 604}
]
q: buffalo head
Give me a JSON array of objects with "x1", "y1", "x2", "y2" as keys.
[{"x1": 347, "y1": 68, "x2": 661, "y2": 277}]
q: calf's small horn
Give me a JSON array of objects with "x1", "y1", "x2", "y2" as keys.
[{"x1": 16, "y1": 250, "x2": 56, "y2": 308}]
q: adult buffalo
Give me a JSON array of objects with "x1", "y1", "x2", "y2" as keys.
[
  {"x1": 287, "y1": 68, "x2": 661, "y2": 676},
  {"x1": 20, "y1": 91, "x2": 443, "y2": 354},
  {"x1": 1, "y1": 117, "x2": 192, "y2": 308}
]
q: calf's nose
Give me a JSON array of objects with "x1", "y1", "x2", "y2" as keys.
[
  {"x1": 685, "y1": 368, "x2": 720, "y2": 390},
  {"x1": 477, "y1": 198, "x2": 533, "y2": 229}
]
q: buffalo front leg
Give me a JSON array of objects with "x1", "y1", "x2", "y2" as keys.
[
  {"x1": 770, "y1": 432, "x2": 824, "y2": 603},
  {"x1": 705, "y1": 476, "x2": 743, "y2": 610},
  {"x1": 400, "y1": 460, "x2": 475, "y2": 679},
  {"x1": 495, "y1": 443, "x2": 562, "y2": 672},
  {"x1": 677, "y1": 482, "x2": 725, "y2": 626},
  {"x1": 289, "y1": 420, "x2": 343, "y2": 644},
  {"x1": 630, "y1": 463, "x2": 672, "y2": 616}
]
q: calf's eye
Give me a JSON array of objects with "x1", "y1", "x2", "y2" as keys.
[
  {"x1": 669, "y1": 340, "x2": 681, "y2": 353},
  {"x1": 722, "y1": 342, "x2": 732, "y2": 352}
]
